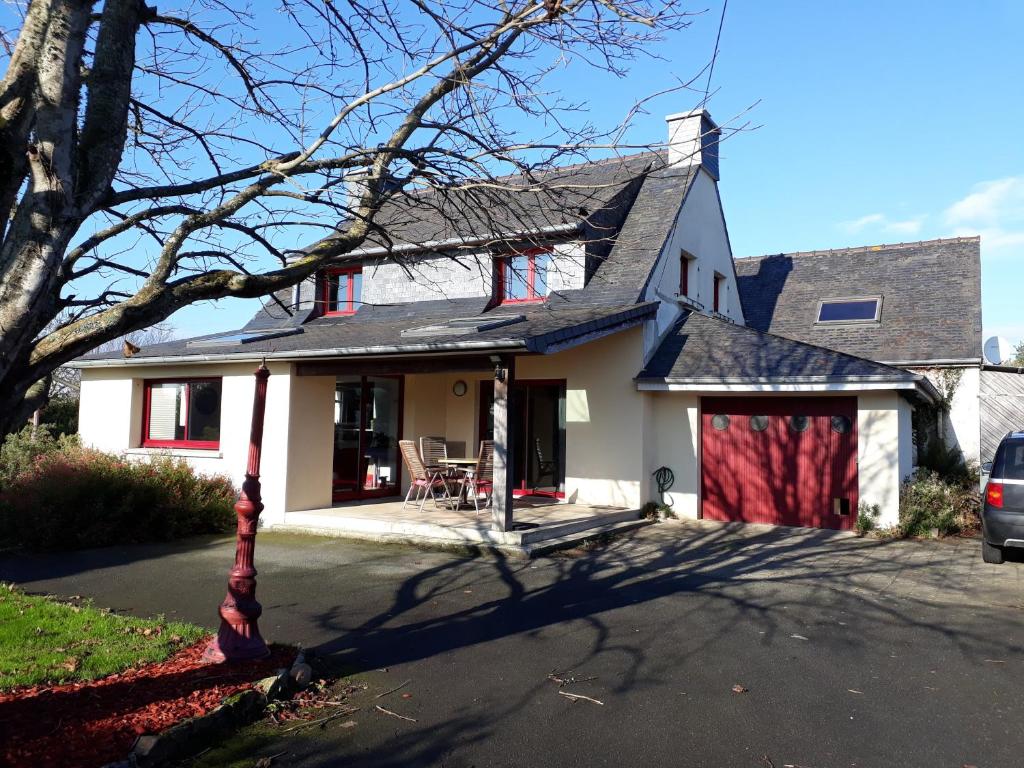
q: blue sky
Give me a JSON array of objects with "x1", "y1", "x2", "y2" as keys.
[{"x1": 164, "y1": 1, "x2": 1022, "y2": 349}]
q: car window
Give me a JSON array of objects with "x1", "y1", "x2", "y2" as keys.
[{"x1": 993, "y1": 440, "x2": 1024, "y2": 480}]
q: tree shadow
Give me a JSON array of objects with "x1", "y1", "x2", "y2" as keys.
[{"x1": 281, "y1": 522, "x2": 1022, "y2": 766}]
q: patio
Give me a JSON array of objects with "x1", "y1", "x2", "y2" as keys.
[{"x1": 270, "y1": 496, "x2": 648, "y2": 556}]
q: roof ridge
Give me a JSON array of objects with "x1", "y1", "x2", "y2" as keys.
[{"x1": 738, "y1": 235, "x2": 980, "y2": 262}]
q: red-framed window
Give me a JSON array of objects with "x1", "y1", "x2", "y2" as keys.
[
  {"x1": 323, "y1": 266, "x2": 363, "y2": 316},
  {"x1": 495, "y1": 248, "x2": 551, "y2": 304},
  {"x1": 713, "y1": 273, "x2": 724, "y2": 312},
  {"x1": 680, "y1": 250, "x2": 694, "y2": 297},
  {"x1": 142, "y1": 378, "x2": 222, "y2": 449}
]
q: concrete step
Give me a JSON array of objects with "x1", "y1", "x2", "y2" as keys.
[
  {"x1": 523, "y1": 517, "x2": 655, "y2": 556},
  {"x1": 515, "y1": 507, "x2": 643, "y2": 544}
]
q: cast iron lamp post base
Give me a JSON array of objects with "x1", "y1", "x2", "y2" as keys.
[{"x1": 203, "y1": 364, "x2": 271, "y2": 663}]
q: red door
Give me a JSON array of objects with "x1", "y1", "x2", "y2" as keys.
[{"x1": 700, "y1": 397, "x2": 858, "y2": 530}]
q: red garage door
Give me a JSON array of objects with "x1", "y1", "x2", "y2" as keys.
[{"x1": 701, "y1": 397, "x2": 858, "y2": 530}]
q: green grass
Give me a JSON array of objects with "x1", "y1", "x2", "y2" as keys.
[{"x1": 0, "y1": 582, "x2": 206, "y2": 691}]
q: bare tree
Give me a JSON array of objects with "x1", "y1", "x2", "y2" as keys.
[
  {"x1": 48, "y1": 322, "x2": 175, "y2": 400},
  {"x1": 0, "y1": 0, "x2": 700, "y2": 436}
]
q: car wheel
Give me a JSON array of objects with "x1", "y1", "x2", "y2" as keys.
[{"x1": 982, "y1": 540, "x2": 1005, "y2": 564}]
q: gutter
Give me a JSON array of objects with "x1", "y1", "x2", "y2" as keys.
[
  {"x1": 982, "y1": 364, "x2": 1024, "y2": 374},
  {"x1": 879, "y1": 358, "x2": 983, "y2": 367},
  {"x1": 638, "y1": 374, "x2": 922, "y2": 385},
  {"x1": 70, "y1": 338, "x2": 529, "y2": 368},
  {"x1": 72, "y1": 302, "x2": 658, "y2": 369},
  {"x1": 635, "y1": 372, "x2": 941, "y2": 404}
]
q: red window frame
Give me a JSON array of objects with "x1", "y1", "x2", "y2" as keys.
[
  {"x1": 495, "y1": 248, "x2": 551, "y2": 305},
  {"x1": 680, "y1": 251, "x2": 693, "y2": 297},
  {"x1": 713, "y1": 274, "x2": 723, "y2": 312},
  {"x1": 323, "y1": 266, "x2": 362, "y2": 316},
  {"x1": 141, "y1": 378, "x2": 222, "y2": 449}
]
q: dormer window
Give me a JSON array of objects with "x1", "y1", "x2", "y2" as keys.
[
  {"x1": 679, "y1": 250, "x2": 695, "y2": 297},
  {"x1": 816, "y1": 297, "x2": 882, "y2": 324},
  {"x1": 495, "y1": 248, "x2": 550, "y2": 304},
  {"x1": 323, "y1": 266, "x2": 362, "y2": 316}
]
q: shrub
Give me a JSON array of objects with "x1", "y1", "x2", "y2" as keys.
[
  {"x1": 0, "y1": 425, "x2": 78, "y2": 488},
  {"x1": 898, "y1": 468, "x2": 981, "y2": 538},
  {"x1": 38, "y1": 396, "x2": 79, "y2": 436},
  {"x1": 0, "y1": 443, "x2": 236, "y2": 551},
  {"x1": 916, "y1": 438, "x2": 976, "y2": 487},
  {"x1": 855, "y1": 502, "x2": 881, "y2": 536}
]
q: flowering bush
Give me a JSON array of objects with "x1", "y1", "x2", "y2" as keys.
[{"x1": 0, "y1": 439, "x2": 236, "y2": 550}]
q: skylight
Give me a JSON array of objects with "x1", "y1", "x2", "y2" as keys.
[
  {"x1": 187, "y1": 327, "x2": 303, "y2": 348},
  {"x1": 401, "y1": 314, "x2": 525, "y2": 338},
  {"x1": 816, "y1": 297, "x2": 881, "y2": 324}
]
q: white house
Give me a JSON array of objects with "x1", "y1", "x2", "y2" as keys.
[{"x1": 73, "y1": 109, "x2": 945, "y2": 549}]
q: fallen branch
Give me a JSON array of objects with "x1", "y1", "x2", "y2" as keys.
[
  {"x1": 558, "y1": 691, "x2": 604, "y2": 706},
  {"x1": 375, "y1": 704, "x2": 417, "y2": 722},
  {"x1": 374, "y1": 679, "x2": 411, "y2": 699},
  {"x1": 280, "y1": 707, "x2": 359, "y2": 733}
]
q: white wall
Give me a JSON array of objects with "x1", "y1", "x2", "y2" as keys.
[
  {"x1": 919, "y1": 366, "x2": 981, "y2": 465},
  {"x1": 857, "y1": 391, "x2": 912, "y2": 528},
  {"x1": 78, "y1": 362, "x2": 331, "y2": 526},
  {"x1": 284, "y1": 375, "x2": 335, "y2": 514},
  {"x1": 518, "y1": 326, "x2": 649, "y2": 508},
  {"x1": 646, "y1": 392, "x2": 701, "y2": 518},
  {"x1": 358, "y1": 241, "x2": 586, "y2": 306},
  {"x1": 640, "y1": 170, "x2": 742, "y2": 361}
]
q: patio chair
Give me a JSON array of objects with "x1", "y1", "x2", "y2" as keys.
[
  {"x1": 419, "y1": 436, "x2": 448, "y2": 472},
  {"x1": 399, "y1": 440, "x2": 452, "y2": 512},
  {"x1": 455, "y1": 440, "x2": 494, "y2": 514},
  {"x1": 534, "y1": 437, "x2": 557, "y2": 488}
]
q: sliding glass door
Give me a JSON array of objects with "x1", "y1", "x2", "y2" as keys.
[
  {"x1": 479, "y1": 380, "x2": 566, "y2": 497},
  {"x1": 333, "y1": 375, "x2": 403, "y2": 501}
]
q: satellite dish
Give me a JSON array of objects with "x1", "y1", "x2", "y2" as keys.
[{"x1": 984, "y1": 336, "x2": 1014, "y2": 365}]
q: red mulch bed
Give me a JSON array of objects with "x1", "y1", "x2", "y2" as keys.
[{"x1": 0, "y1": 639, "x2": 294, "y2": 768}]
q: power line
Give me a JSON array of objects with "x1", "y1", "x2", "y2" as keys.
[{"x1": 703, "y1": 0, "x2": 729, "y2": 107}]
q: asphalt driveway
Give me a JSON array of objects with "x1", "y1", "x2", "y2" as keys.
[{"x1": 2, "y1": 521, "x2": 1023, "y2": 768}]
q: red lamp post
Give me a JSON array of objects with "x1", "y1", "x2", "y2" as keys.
[{"x1": 203, "y1": 362, "x2": 271, "y2": 663}]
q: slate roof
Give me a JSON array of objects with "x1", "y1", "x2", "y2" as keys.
[
  {"x1": 578, "y1": 163, "x2": 698, "y2": 305},
  {"x1": 74, "y1": 147, "x2": 708, "y2": 367},
  {"x1": 353, "y1": 152, "x2": 660, "y2": 253},
  {"x1": 734, "y1": 237, "x2": 982, "y2": 364},
  {"x1": 76, "y1": 299, "x2": 657, "y2": 365},
  {"x1": 637, "y1": 311, "x2": 925, "y2": 385},
  {"x1": 225, "y1": 154, "x2": 699, "y2": 334}
]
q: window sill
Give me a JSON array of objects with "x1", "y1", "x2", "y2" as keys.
[
  {"x1": 126, "y1": 447, "x2": 224, "y2": 459},
  {"x1": 675, "y1": 295, "x2": 704, "y2": 311},
  {"x1": 499, "y1": 298, "x2": 545, "y2": 306}
]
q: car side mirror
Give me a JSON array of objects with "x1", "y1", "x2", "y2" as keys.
[{"x1": 982, "y1": 461, "x2": 993, "y2": 474}]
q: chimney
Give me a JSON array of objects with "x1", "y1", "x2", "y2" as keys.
[{"x1": 665, "y1": 109, "x2": 721, "y2": 179}]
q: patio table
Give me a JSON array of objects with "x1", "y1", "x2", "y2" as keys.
[{"x1": 438, "y1": 458, "x2": 479, "y2": 507}]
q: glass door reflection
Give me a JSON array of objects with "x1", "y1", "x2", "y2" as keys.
[{"x1": 333, "y1": 375, "x2": 402, "y2": 501}]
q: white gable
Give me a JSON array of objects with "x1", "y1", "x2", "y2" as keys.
[{"x1": 640, "y1": 169, "x2": 743, "y2": 360}]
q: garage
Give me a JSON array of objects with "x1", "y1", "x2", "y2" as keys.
[{"x1": 700, "y1": 396, "x2": 858, "y2": 530}]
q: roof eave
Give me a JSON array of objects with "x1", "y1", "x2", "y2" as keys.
[{"x1": 70, "y1": 338, "x2": 530, "y2": 369}]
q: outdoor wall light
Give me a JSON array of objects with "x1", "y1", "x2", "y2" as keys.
[
  {"x1": 452, "y1": 379, "x2": 468, "y2": 397},
  {"x1": 490, "y1": 354, "x2": 505, "y2": 383}
]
